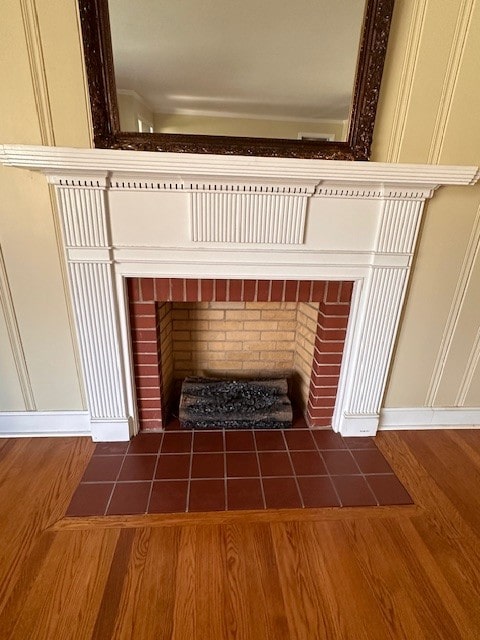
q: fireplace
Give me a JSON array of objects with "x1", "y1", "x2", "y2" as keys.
[
  {"x1": 127, "y1": 278, "x2": 353, "y2": 431},
  {"x1": 1, "y1": 145, "x2": 477, "y2": 441}
]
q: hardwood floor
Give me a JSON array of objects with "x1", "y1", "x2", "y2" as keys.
[{"x1": 0, "y1": 430, "x2": 479, "y2": 639}]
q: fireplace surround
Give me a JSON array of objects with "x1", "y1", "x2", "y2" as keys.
[{"x1": 1, "y1": 145, "x2": 478, "y2": 441}]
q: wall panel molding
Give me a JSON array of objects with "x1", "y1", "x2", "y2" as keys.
[
  {"x1": 427, "y1": 0, "x2": 476, "y2": 163},
  {"x1": 386, "y1": 0, "x2": 428, "y2": 162},
  {"x1": 21, "y1": 0, "x2": 90, "y2": 407},
  {"x1": 0, "y1": 246, "x2": 36, "y2": 410},
  {"x1": 426, "y1": 204, "x2": 480, "y2": 405},
  {"x1": 456, "y1": 326, "x2": 480, "y2": 405},
  {"x1": 19, "y1": 0, "x2": 55, "y2": 145}
]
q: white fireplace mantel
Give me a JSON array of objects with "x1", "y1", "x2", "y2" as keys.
[{"x1": 1, "y1": 145, "x2": 478, "y2": 441}]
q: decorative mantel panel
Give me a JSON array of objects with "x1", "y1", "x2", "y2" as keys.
[{"x1": 1, "y1": 145, "x2": 478, "y2": 441}]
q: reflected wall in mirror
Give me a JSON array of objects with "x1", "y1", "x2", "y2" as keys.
[{"x1": 79, "y1": 0, "x2": 395, "y2": 159}]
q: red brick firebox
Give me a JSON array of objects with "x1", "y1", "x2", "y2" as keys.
[{"x1": 127, "y1": 279, "x2": 353, "y2": 430}]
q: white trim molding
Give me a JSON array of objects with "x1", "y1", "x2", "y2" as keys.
[
  {"x1": 379, "y1": 407, "x2": 480, "y2": 430},
  {"x1": 1, "y1": 145, "x2": 478, "y2": 441},
  {"x1": 1, "y1": 145, "x2": 478, "y2": 184},
  {"x1": 0, "y1": 411, "x2": 91, "y2": 438}
]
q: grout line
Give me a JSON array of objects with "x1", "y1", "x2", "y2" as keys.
[
  {"x1": 363, "y1": 475, "x2": 381, "y2": 507},
  {"x1": 253, "y1": 432, "x2": 267, "y2": 509},
  {"x1": 146, "y1": 433, "x2": 165, "y2": 513},
  {"x1": 223, "y1": 430, "x2": 228, "y2": 510},
  {"x1": 312, "y1": 437, "x2": 343, "y2": 507},
  {"x1": 280, "y1": 431, "x2": 305, "y2": 508},
  {"x1": 80, "y1": 472, "x2": 396, "y2": 486},
  {"x1": 103, "y1": 447, "x2": 130, "y2": 515},
  {"x1": 185, "y1": 432, "x2": 194, "y2": 512}
]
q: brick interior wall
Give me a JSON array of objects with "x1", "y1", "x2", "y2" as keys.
[
  {"x1": 157, "y1": 302, "x2": 174, "y2": 422},
  {"x1": 294, "y1": 302, "x2": 320, "y2": 412},
  {"x1": 128, "y1": 278, "x2": 352, "y2": 431},
  {"x1": 170, "y1": 301, "x2": 298, "y2": 380}
]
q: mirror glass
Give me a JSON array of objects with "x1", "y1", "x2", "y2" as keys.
[{"x1": 108, "y1": 0, "x2": 367, "y2": 141}]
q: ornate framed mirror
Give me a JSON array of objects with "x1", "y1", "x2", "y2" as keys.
[{"x1": 78, "y1": 0, "x2": 394, "y2": 160}]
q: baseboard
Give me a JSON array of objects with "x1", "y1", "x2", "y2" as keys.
[
  {"x1": 0, "y1": 411, "x2": 91, "y2": 437},
  {"x1": 2, "y1": 407, "x2": 479, "y2": 437},
  {"x1": 379, "y1": 407, "x2": 480, "y2": 430}
]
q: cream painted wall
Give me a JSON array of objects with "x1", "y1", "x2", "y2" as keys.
[
  {"x1": 0, "y1": 0, "x2": 479, "y2": 420},
  {"x1": 154, "y1": 112, "x2": 345, "y2": 140},
  {"x1": 0, "y1": 0, "x2": 91, "y2": 411},
  {"x1": 373, "y1": 0, "x2": 480, "y2": 408}
]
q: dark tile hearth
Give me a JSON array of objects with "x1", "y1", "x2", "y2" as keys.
[{"x1": 66, "y1": 428, "x2": 413, "y2": 517}]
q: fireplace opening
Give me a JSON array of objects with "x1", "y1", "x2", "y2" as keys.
[{"x1": 128, "y1": 278, "x2": 353, "y2": 431}]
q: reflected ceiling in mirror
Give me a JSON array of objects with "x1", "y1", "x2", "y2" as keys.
[
  {"x1": 109, "y1": 0, "x2": 366, "y2": 141},
  {"x1": 78, "y1": 0, "x2": 395, "y2": 159}
]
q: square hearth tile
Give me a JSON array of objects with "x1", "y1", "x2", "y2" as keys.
[
  {"x1": 351, "y1": 449, "x2": 394, "y2": 474},
  {"x1": 226, "y1": 452, "x2": 260, "y2": 478},
  {"x1": 296, "y1": 476, "x2": 341, "y2": 508},
  {"x1": 148, "y1": 480, "x2": 189, "y2": 513},
  {"x1": 155, "y1": 454, "x2": 191, "y2": 480},
  {"x1": 193, "y1": 431, "x2": 224, "y2": 453},
  {"x1": 191, "y1": 453, "x2": 225, "y2": 479},
  {"x1": 332, "y1": 475, "x2": 377, "y2": 507},
  {"x1": 343, "y1": 436, "x2": 377, "y2": 450},
  {"x1": 254, "y1": 430, "x2": 286, "y2": 451},
  {"x1": 117, "y1": 455, "x2": 157, "y2": 481},
  {"x1": 128, "y1": 433, "x2": 163, "y2": 455},
  {"x1": 225, "y1": 430, "x2": 256, "y2": 452},
  {"x1": 81, "y1": 455, "x2": 124, "y2": 482},
  {"x1": 189, "y1": 479, "x2": 226, "y2": 512},
  {"x1": 283, "y1": 429, "x2": 317, "y2": 450},
  {"x1": 66, "y1": 482, "x2": 114, "y2": 516},
  {"x1": 106, "y1": 482, "x2": 151, "y2": 515},
  {"x1": 289, "y1": 451, "x2": 328, "y2": 476},
  {"x1": 262, "y1": 477, "x2": 302, "y2": 509},
  {"x1": 312, "y1": 430, "x2": 347, "y2": 450},
  {"x1": 227, "y1": 478, "x2": 264, "y2": 510},
  {"x1": 321, "y1": 450, "x2": 361, "y2": 475},
  {"x1": 258, "y1": 451, "x2": 294, "y2": 477},
  {"x1": 93, "y1": 442, "x2": 130, "y2": 456},
  {"x1": 161, "y1": 431, "x2": 192, "y2": 454},
  {"x1": 366, "y1": 474, "x2": 413, "y2": 505}
]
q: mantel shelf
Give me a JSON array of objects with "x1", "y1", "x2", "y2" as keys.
[{"x1": 1, "y1": 145, "x2": 478, "y2": 189}]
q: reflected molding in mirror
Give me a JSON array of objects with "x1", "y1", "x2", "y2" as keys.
[{"x1": 78, "y1": 0, "x2": 395, "y2": 160}]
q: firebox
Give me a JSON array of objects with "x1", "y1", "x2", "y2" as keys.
[{"x1": 128, "y1": 278, "x2": 352, "y2": 430}]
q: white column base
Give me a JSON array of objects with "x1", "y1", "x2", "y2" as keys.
[
  {"x1": 335, "y1": 413, "x2": 379, "y2": 437},
  {"x1": 90, "y1": 418, "x2": 132, "y2": 442}
]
